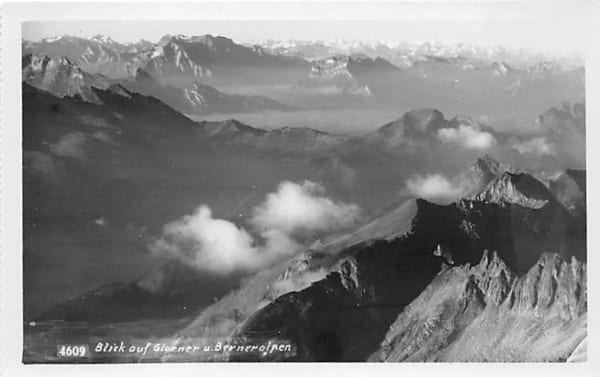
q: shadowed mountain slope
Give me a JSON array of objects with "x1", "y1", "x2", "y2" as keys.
[{"x1": 230, "y1": 189, "x2": 585, "y2": 361}]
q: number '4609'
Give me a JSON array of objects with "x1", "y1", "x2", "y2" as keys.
[{"x1": 57, "y1": 344, "x2": 88, "y2": 358}]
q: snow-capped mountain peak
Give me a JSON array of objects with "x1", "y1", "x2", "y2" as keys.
[{"x1": 89, "y1": 34, "x2": 117, "y2": 45}]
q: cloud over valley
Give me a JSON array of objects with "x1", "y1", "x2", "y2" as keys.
[{"x1": 150, "y1": 181, "x2": 361, "y2": 274}]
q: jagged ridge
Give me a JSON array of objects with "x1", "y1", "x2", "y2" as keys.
[
  {"x1": 227, "y1": 195, "x2": 585, "y2": 361},
  {"x1": 370, "y1": 251, "x2": 586, "y2": 361}
]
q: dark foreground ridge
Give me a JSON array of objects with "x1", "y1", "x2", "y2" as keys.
[{"x1": 232, "y1": 192, "x2": 586, "y2": 361}]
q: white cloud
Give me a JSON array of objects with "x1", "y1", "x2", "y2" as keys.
[
  {"x1": 437, "y1": 125, "x2": 496, "y2": 150},
  {"x1": 150, "y1": 181, "x2": 360, "y2": 275},
  {"x1": 149, "y1": 206, "x2": 265, "y2": 274},
  {"x1": 405, "y1": 174, "x2": 467, "y2": 202},
  {"x1": 511, "y1": 137, "x2": 556, "y2": 156},
  {"x1": 251, "y1": 181, "x2": 360, "y2": 237}
]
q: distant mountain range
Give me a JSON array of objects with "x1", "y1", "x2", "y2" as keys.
[
  {"x1": 23, "y1": 34, "x2": 586, "y2": 122},
  {"x1": 22, "y1": 53, "x2": 298, "y2": 115},
  {"x1": 250, "y1": 38, "x2": 584, "y2": 69},
  {"x1": 27, "y1": 35, "x2": 584, "y2": 71},
  {"x1": 297, "y1": 54, "x2": 400, "y2": 97},
  {"x1": 23, "y1": 35, "x2": 153, "y2": 78},
  {"x1": 24, "y1": 34, "x2": 310, "y2": 87}
]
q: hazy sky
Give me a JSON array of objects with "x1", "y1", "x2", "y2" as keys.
[{"x1": 20, "y1": 2, "x2": 591, "y2": 56}]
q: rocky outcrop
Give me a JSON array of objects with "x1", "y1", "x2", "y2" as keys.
[
  {"x1": 472, "y1": 155, "x2": 512, "y2": 182},
  {"x1": 370, "y1": 251, "x2": 586, "y2": 362},
  {"x1": 22, "y1": 53, "x2": 110, "y2": 103},
  {"x1": 458, "y1": 155, "x2": 514, "y2": 197},
  {"x1": 474, "y1": 172, "x2": 556, "y2": 209}
]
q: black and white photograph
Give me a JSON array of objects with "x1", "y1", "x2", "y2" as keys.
[{"x1": 2, "y1": 0, "x2": 600, "y2": 374}]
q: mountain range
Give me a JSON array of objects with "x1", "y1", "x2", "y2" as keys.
[
  {"x1": 22, "y1": 53, "x2": 298, "y2": 115},
  {"x1": 21, "y1": 33, "x2": 587, "y2": 363},
  {"x1": 251, "y1": 38, "x2": 584, "y2": 69},
  {"x1": 24, "y1": 34, "x2": 310, "y2": 87},
  {"x1": 23, "y1": 34, "x2": 585, "y2": 117}
]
